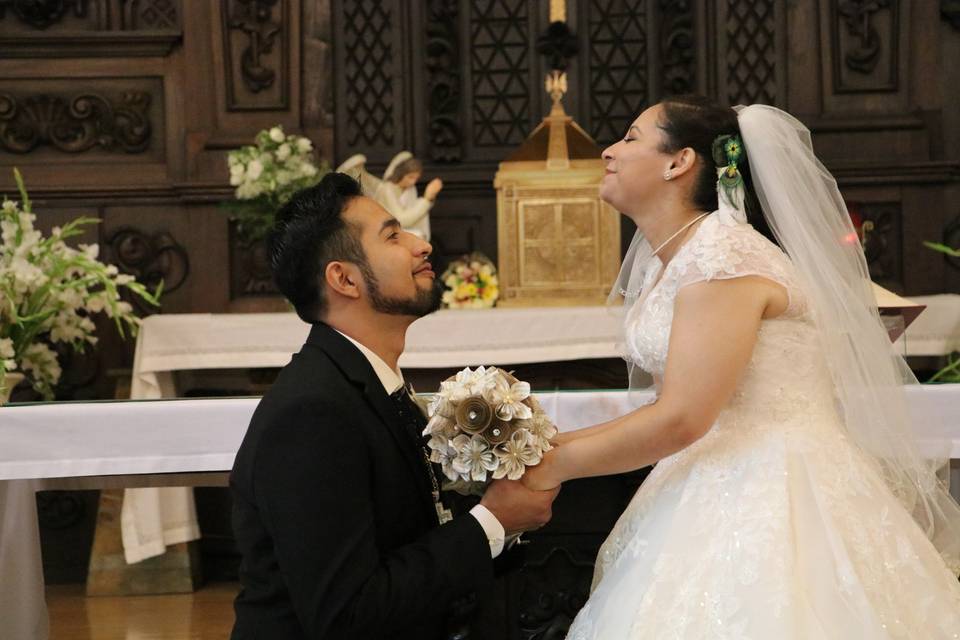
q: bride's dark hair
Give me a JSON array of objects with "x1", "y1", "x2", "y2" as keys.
[{"x1": 656, "y1": 94, "x2": 778, "y2": 247}]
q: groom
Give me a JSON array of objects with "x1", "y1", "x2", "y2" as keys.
[{"x1": 230, "y1": 173, "x2": 559, "y2": 640}]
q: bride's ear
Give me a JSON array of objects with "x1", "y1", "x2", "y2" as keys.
[{"x1": 667, "y1": 147, "x2": 698, "y2": 179}]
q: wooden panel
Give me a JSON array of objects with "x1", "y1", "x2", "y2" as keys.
[
  {"x1": 332, "y1": 0, "x2": 408, "y2": 164},
  {"x1": 221, "y1": 0, "x2": 290, "y2": 111},
  {"x1": 0, "y1": 77, "x2": 164, "y2": 163},
  {"x1": 0, "y1": 0, "x2": 183, "y2": 58}
]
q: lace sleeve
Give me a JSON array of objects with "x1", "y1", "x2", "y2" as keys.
[{"x1": 673, "y1": 219, "x2": 805, "y2": 316}]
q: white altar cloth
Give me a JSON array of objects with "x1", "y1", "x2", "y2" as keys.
[
  {"x1": 129, "y1": 298, "x2": 960, "y2": 399},
  {"x1": 130, "y1": 307, "x2": 625, "y2": 399},
  {"x1": 4, "y1": 387, "x2": 960, "y2": 481},
  {"x1": 3, "y1": 386, "x2": 960, "y2": 640}
]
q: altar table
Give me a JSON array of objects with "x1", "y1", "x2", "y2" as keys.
[
  {"x1": 2, "y1": 386, "x2": 960, "y2": 640},
  {"x1": 123, "y1": 299, "x2": 960, "y2": 563}
]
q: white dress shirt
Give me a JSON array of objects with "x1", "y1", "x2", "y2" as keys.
[{"x1": 334, "y1": 330, "x2": 505, "y2": 557}]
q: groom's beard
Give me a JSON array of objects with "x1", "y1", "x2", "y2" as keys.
[{"x1": 360, "y1": 262, "x2": 443, "y2": 318}]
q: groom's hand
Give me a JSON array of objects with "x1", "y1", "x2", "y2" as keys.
[{"x1": 479, "y1": 479, "x2": 559, "y2": 535}]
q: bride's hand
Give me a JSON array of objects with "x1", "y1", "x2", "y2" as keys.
[{"x1": 522, "y1": 448, "x2": 563, "y2": 491}]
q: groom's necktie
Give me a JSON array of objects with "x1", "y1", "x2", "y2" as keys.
[
  {"x1": 388, "y1": 384, "x2": 453, "y2": 525},
  {"x1": 389, "y1": 383, "x2": 426, "y2": 442}
]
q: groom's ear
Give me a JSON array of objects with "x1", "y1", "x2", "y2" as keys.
[{"x1": 324, "y1": 261, "x2": 362, "y2": 300}]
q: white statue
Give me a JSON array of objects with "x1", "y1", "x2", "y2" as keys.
[{"x1": 334, "y1": 151, "x2": 443, "y2": 241}]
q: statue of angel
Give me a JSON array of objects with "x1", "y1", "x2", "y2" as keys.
[{"x1": 334, "y1": 151, "x2": 443, "y2": 241}]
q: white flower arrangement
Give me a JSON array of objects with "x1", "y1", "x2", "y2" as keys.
[
  {"x1": 423, "y1": 366, "x2": 557, "y2": 485},
  {"x1": 0, "y1": 169, "x2": 160, "y2": 400},
  {"x1": 225, "y1": 125, "x2": 329, "y2": 242},
  {"x1": 440, "y1": 252, "x2": 499, "y2": 309}
]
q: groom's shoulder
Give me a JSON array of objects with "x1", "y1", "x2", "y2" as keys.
[
  {"x1": 235, "y1": 347, "x2": 364, "y2": 466},
  {"x1": 260, "y1": 346, "x2": 355, "y2": 417}
]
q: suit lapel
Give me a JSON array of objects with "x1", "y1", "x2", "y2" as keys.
[{"x1": 306, "y1": 323, "x2": 438, "y2": 523}]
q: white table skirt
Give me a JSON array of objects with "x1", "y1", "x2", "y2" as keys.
[{"x1": 4, "y1": 387, "x2": 960, "y2": 481}]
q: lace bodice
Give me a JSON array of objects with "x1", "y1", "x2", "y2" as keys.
[{"x1": 623, "y1": 214, "x2": 837, "y2": 417}]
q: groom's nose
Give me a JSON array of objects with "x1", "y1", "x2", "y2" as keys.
[{"x1": 412, "y1": 234, "x2": 432, "y2": 258}]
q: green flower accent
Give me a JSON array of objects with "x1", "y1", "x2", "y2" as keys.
[
  {"x1": 711, "y1": 133, "x2": 745, "y2": 208},
  {"x1": 724, "y1": 138, "x2": 742, "y2": 163}
]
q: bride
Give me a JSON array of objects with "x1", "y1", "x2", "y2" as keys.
[{"x1": 521, "y1": 95, "x2": 960, "y2": 638}]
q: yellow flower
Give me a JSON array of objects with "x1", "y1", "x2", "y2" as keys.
[{"x1": 456, "y1": 283, "x2": 478, "y2": 299}]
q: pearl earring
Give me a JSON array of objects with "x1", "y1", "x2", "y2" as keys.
[{"x1": 663, "y1": 170, "x2": 673, "y2": 181}]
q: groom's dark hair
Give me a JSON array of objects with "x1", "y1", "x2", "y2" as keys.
[
  {"x1": 656, "y1": 95, "x2": 777, "y2": 247},
  {"x1": 269, "y1": 172, "x2": 366, "y2": 322}
]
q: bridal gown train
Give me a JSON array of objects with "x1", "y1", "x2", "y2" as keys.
[{"x1": 567, "y1": 214, "x2": 960, "y2": 639}]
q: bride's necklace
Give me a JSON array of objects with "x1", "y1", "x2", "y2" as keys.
[{"x1": 650, "y1": 212, "x2": 710, "y2": 256}]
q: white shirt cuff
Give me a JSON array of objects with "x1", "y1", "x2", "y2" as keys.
[{"x1": 469, "y1": 504, "x2": 505, "y2": 558}]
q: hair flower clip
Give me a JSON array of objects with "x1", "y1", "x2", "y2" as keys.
[{"x1": 711, "y1": 133, "x2": 745, "y2": 210}]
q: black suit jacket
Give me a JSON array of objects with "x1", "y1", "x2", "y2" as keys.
[{"x1": 230, "y1": 322, "x2": 494, "y2": 640}]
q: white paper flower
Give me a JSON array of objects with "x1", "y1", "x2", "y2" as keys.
[
  {"x1": 427, "y1": 434, "x2": 460, "y2": 481},
  {"x1": 486, "y1": 376, "x2": 533, "y2": 421},
  {"x1": 422, "y1": 413, "x2": 456, "y2": 439},
  {"x1": 427, "y1": 383, "x2": 457, "y2": 419},
  {"x1": 526, "y1": 414, "x2": 558, "y2": 452},
  {"x1": 269, "y1": 127, "x2": 284, "y2": 143},
  {"x1": 447, "y1": 366, "x2": 498, "y2": 403},
  {"x1": 493, "y1": 430, "x2": 542, "y2": 480},
  {"x1": 451, "y1": 434, "x2": 499, "y2": 482}
]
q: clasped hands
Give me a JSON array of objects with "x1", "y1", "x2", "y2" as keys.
[{"x1": 479, "y1": 434, "x2": 566, "y2": 533}]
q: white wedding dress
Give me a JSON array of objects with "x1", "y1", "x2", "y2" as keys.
[{"x1": 567, "y1": 214, "x2": 960, "y2": 639}]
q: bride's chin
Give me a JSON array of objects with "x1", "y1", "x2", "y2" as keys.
[{"x1": 598, "y1": 187, "x2": 620, "y2": 210}]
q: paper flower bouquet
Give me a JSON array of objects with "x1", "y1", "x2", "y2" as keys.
[{"x1": 423, "y1": 366, "x2": 557, "y2": 485}]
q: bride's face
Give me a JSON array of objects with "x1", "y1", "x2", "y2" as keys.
[{"x1": 600, "y1": 104, "x2": 673, "y2": 215}]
